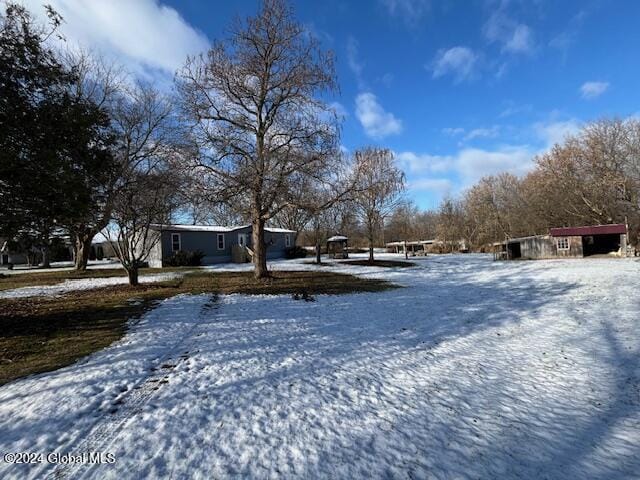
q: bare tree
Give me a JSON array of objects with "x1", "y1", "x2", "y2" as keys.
[
  {"x1": 351, "y1": 147, "x2": 405, "y2": 263},
  {"x1": 436, "y1": 196, "x2": 467, "y2": 252},
  {"x1": 278, "y1": 153, "x2": 359, "y2": 263},
  {"x1": 61, "y1": 50, "x2": 125, "y2": 270},
  {"x1": 100, "y1": 83, "x2": 181, "y2": 285},
  {"x1": 105, "y1": 169, "x2": 177, "y2": 285},
  {"x1": 177, "y1": 0, "x2": 339, "y2": 278}
]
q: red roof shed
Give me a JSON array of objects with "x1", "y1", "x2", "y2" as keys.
[{"x1": 549, "y1": 224, "x2": 627, "y2": 237}]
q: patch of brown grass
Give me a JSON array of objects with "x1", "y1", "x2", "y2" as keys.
[
  {"x1": 0, "y1": 270, "x2": 394, "y2": 385},
  {"x1": 0, "y1": 266, "x2": 191, "y2": 291},
  {"x1": 341, "y1": 259, "x2": 417, "y2": 268}
]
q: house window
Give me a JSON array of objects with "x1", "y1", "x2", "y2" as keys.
[
  {"x1": 285, "y1": 234, "x2": 291, "y2": 248},
  {"x1": 217, "y1": 233, "x2": 225, "y2": 250},
  {"x1": 557, "y1": 237, "x2": 569, "y2": 250},
  {"x1": 171, "y1": 233, "x2": 181, "y2": 252}
]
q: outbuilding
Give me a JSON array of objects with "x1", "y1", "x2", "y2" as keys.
[
  {"x1": 385, "y1": 240, "x2": 428, "y2": 256},
  {"x1": 326, "y1": 235, "x2": 349, "y2": 259},
  {"x1": 499, "y1": 224, "x2": 628, "y2": 260}
]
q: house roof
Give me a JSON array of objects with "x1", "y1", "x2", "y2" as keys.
[
  {"x1": 150, "y1": 224, "x2": 296, "y2": 234},
  {"x1": 549, "y1": 224, "x2": 626, "y2": 237},
  {"x1": 264, "y1": 227, "x2": 297, "y2": 234},
  {"x1": 386, "y1": 240, "x2": 433, "y2": 246},
  {"x1": 500, "y1": 234, "x2": 549, "y2": 245},
  {"x1": 327, "y1": 235, "x2": 348, "y2": 242}
]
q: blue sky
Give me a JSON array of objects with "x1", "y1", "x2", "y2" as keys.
[{"x1": 25, "y1": 0, "x2": 640, "y2": 209}]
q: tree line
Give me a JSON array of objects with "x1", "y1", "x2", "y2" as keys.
[
  {"x1": 0, "y1": 0, "x2": 405, "y2": 283},
  {"x1": 378, "y1": 119, "x2": 639, "y2": 251}
]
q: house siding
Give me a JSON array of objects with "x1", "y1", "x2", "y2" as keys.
[{"x1": 149, "y1": 226, "x2": 296, "y2": 267}]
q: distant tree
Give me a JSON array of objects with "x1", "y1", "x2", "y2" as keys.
[
  {"x1": 274, "y1": 152, "x2": 358, "y2": 264},
  {"x1": 531, "y1": 120, "x2": 632, "y2": 229},
  {"x1": 385, "y1": 201, "x2": 421, "y2": 258},
  {"x1": 351, "y1": 147, "x2": 405, "y2": 263},
  {"x1": 414, "y1": 210, "x2": 439, "y2": 240},
  {"x1": 386, "y1": 201, "x2": 419, "y2": 240},
  {"x1": 178, "y1": 0, "x2": 339, "y2": 278},
  {"x1": 436, "y1": 196, "x2": 466, "y2": 252},
  {"x1": 463, "y1": 173, "x2": 529, "y2": 247}
]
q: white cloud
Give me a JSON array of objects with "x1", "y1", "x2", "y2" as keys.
[
  {"x1": 396, "y1": 151, "x2": 453, "y2": 174},
  {"x1": 355, "y1": 92, "x2": 403, "y2": 139},
  {"x1": 503, "y1": 24, "x2": 534, "y2": 54},
  {"x1": 534, "y1": 119, "x2": 581, "y2": 148},
  {"x1": 398, "y1": 144, "x2": 535, "y2": 193},
  {"x1": 442, "y1": 127, "x2": 465, "y2": 136},
  {"x1": 402, "y1": 117, "x2": 585, "y2": 199},
  {"x1": 408, "y1": 178, "x2": 453, "y2": 194},
  {"x1": 379, "y1": 73, "x2": 394, "y2": 87},
  {"x1": 498, "y1": 101, "x2": 533, "y2": 118},
  {"x1": 464, "y1": 126, "x2": 500, "y2": 141},
  {"x1": 580, "y1": 81, "x2": 609, "y2": 100},
  {"x1": 329, "y1": 102, "x2": 348, "y2": 119},
  {"x1": 455, "y1": 146, "x2": 534, "y2": 184},
  {"x1": 380, "y1": 0, "x2": 430, "y2": 26},
  {"x1": 346, "y1": 36, "x2": 364, "y2": 87},
  {"x1": 549, "y1": 10, "x2": 587, "y2": 58},
  {"x1": 484, "y1": 11, "x2": 535, "y2": 54},
  {"x1": 431, "y1": 46, "x2": 479, "y2": 82},
  {"x1": 24, "y1": 0, "x2": 208, "y2": 78}
]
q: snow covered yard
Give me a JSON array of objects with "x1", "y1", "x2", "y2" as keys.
[{"x1": 1, "y1": 255, "x2": 639, "y2": 479}]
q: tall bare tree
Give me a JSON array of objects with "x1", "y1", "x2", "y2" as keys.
[
  {"x1": 99, "y1": 83, "x2": 181, "y2": 284},
  {"x1": 351, "y1": 147, "x2": 405, "y2": 263},
  {"x1": 177, "y1": 0, "x2": 339, "y2": 278},
  {"x1": 61, "y1": 50, "x2": 124, "y2": 270}
]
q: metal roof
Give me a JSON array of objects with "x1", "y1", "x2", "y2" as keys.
[
  {"x1": 150, "y1": 224, "x2": 296, "y2": 234},
  {"x1": 549, "y1": 224, "x2": 626, "y2": 237},
  {"x1": 386, "y1": 240, "x2": 433, "y2": 246}
]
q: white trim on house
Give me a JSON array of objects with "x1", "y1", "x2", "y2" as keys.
[
  {"x1": 217, "y1": 233, "x2": 225, "y2": 250},
  {"x1": 238, "y1": 233, "x2": 247, "y2": 247},
  {"x1": 171, "y1": 233, "x2": 181, "y2": 252}
]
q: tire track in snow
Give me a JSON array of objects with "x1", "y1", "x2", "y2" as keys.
[{"x1": 45, "y1": 294, "x2": 220, "y2": 480}]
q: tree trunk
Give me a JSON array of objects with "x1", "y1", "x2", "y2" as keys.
[
  {"x1": 368, "y1": 222, "x2": 375, "y2": 264},
  {"x1": 252, "y1": 216, "x2": 269, "y2": 279},
  {"x1": 74, "y1": 232, "x2": 94, "y2": 271},
  {"x1": 314, "y1": 223, "x2": 322, "y2": 264},
  {"x1": 40, "y1": 246, "x2": 50, "y2": 269},
  {"x1": 127, "y1": 267, "x2": 139, "y2": 286}
]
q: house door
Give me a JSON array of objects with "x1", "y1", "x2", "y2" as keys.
[
  {"x1": 1, "y1": 254, "x2": 7, "y2": 265},
  {"x1": 238, "y1": 234, "x2": 249, "y2": 248}
]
